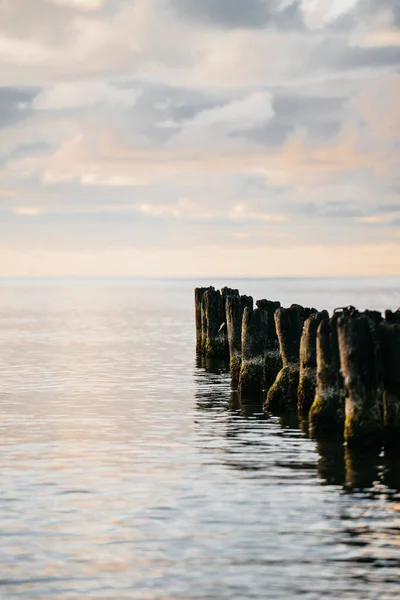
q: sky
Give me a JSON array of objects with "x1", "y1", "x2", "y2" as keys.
[{"x1": 0, "y1": 0, "x2": 399, "y2": 277}]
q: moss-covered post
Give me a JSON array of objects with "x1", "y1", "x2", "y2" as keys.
[
  {"x1": 226, "y1": 294, "x2": 253, "y2": 389},
  {"x1": 379, "y1": 322, "x2": 400, "y2": 453},
  {"x1": 256, "y1": 300, "x2": 282, "y2": 391},
  {"x1": 309, "y1": 315, "x2": 345, "y2": 438},
  {"x1": 200, "y1": 287, "x2": 225, "y2": 358},
  {"x1": 238, "y1": 305, "x2": 268, "y2": 399},
  {"x1": 338, "y1": 315, "x2": 384, "y2": 450},
  {"x1": 220, "y1": 287, "x2": 240, "y2": 358},
  {"x1": 265, "y1": 304, "x2": 306, "y2": 412},
  {"x1": 195, "y1": 287, "x2": 211, "y2": 353},
  {"x1": 297, "y1": 310, "x2": 329, "y2": 415}
]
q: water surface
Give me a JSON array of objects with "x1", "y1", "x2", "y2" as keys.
[{"x1": 1, "y1": 278, "x2": 399, "y2": 599}]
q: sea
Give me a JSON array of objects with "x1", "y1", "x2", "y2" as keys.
[{"x1": 0, "y1": 277, "x2": 399, "y2": 599}]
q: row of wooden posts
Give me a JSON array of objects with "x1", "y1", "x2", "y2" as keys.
[{"x1": 195, "y1": 287, "x2": 400, "y2": 452}]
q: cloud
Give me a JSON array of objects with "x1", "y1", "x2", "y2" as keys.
[
  {"x1": 33, "y1": 81, "x2": 142, "y2": 110},
  {"x1": 0, "y1": 0, "x2": 400, "y2": 276},
  {"x1": 48, "y1": 0, "x2": 106, "y2": 11},
  {"x1": 159, "y1": 92, "x2": 275, "y2": 139},
  {"x1": 171, "y1": 0, "x2": 303, "y2": 30},
  {"x1": 0, "y1": 86, "x2": 39, "y2": 129},
  {"x1": 300, "y1": 0, "x2": 360, "y2": 29}
]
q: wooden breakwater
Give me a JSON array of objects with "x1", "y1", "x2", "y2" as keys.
[{"x1": 195, "y1": 287, "x2": 400, "y2": 453}]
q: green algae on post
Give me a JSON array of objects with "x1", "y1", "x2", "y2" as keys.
[
  {"x1": 256, "y1": 299, "x2": 282, "y2": 391},
  {"x1": 338, "y1": 315, "x2": 384, "y2": 450},
  {"x1": 265, "y1": 304, "x2": 306, "y2": 412},
  {"x1": 200, "y1": 287, "x2": 225, "y2": 358},
  {"x1": 297, "y1": 310, "x2": 329, "y2": 416},
  {"x1": 226, "y1": 294, "x2": 253, "y2": 389},
  {"x1": 195, "y1": 287, "x2": 212, "y2": 354},
  {"x1": 239, "y1": 305, "x2": 269, "y2": 399},
  {"x1": 309, "y1": 315, "x2": 345, "y2": 439}
]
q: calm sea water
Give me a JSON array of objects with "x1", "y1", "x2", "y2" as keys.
[{"x1": 0, "y1": 278, "x2": 399, "y2": 600}]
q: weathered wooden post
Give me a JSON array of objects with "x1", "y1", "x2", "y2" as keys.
[
  {"x1": 238, "y1": 305, "x2": 268, "y2": 398},
  {"x1": 226, "y1": 294, "x2": 253, "y2": 389},
  {"x1": 195, "y1": 287, "x2": 212, "y2": 353},
  {"x1": 256, "y1": 300, "x2": 282, "y2": 391},
  {"x1": 385, "y1": 309, "x2": 400, "y2": 324},
  {"x1": 338, "y1": 315, "x2": 384, "y2": 449},
  {"x1": 379, "y1": 322, "x2": 400, "y2": 452},
  {"x1": 309, "y1": 315, "x2": 345, "y2": 438},
  {"x1": 220, "y1": 287, "x2": 240, "y2": 358},
  {"x1": 200, "y1": 287, "x2": 225, "y2": 358},
  {"x1": 265, "y1": 304, "x2": 310, "y2": 412},
  {"x1": 297, "y1": 310, "x2": 329, "y2": 415}
]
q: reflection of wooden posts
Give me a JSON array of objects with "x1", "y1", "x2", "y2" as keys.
[
  {"x1": 344, "y1": 447, "x2": 380, "y2": 490},
  {"x1": 238, "y1": 306, "x2": 269, "y2": 398},
  {"x1": 297, "y1": 311, "x2": 329, "y2": 415},
  {"x1": 338, "y1": 315, "x2": 384, "y2": 449},
  {"x1": 309, "y1": 315, "x2": 345, "y2": 438},
  {"x1": 256, "y1": 300, "x2": 282, "y2": 391},
  {"x1": 379, "y1": 322, "x2": 400, "y2": 452},
  {"x1": 226, "y1": 294, "x2": 253, "y2": 389},
  {"x1": 316, "y1": 439, "x2": 345, "y2": 487},
  {"x1": 265, "y1": 304, "x2": 306, "y2": 411},
  {"x1": 200, "y1": 288, "x2": 225, "y2": 358}
]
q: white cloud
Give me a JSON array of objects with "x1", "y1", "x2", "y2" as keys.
[
  {"x1": 187, "y1": 92, "x2": 274, "y2": 131},
  {"x1": 159, "y1": 92, "x2": 275, "y2": 151},
  {"x1": 47, "y1": 0, "x2": 105, "y2": 11},
  {"x1": 0, "y1": 35, "x2": 49, "y2": 65},
  {"x1": 33, "y1": 82, "x2": 142, "y2": 110},
  {"x1": 301, "y1": 0, "x2": 360, "y2": 29}
]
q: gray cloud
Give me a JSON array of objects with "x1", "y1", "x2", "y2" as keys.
[
  {"x1": 0, "y1": 141, "x2": 50, "y2": 166},
  {"x1": 170, "y1": 0, "x2": 304, "y2": 30},
  {"x1": 313, "y1": 40, "x2": 400, "y2": 72},
  {"x1": 377, "y1": 204, "x2": 400, "y2": 213},
  {"x1": 232, "y1": 93, "x2": 345, "y2": 147},
  {"x1": 0, "y1": 86, "x2": 40, "y2": 129},
  {"x1": 327, "y1": 0, "x2": 400, "y2": 33}
]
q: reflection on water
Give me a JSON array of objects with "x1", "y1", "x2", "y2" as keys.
[
  {"x1": 195, "y1": 332, "x2": 400, "y2": 598},
  {"x1": 1, "y1": 278, "x2": 400, "y2": 599}
]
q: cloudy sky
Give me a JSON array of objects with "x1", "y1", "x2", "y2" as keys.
[{"x1": 0, "y1": 0, "x2": 399, "y2": 277}]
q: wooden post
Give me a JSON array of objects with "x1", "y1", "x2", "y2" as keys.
[
  {"x1": 200, "y1": 288, "x2": 225, "y2": 358},
  {"x1": 338, "y1": 315, "x2": 384, "y2": 449},
  {"x1": 309, "y1": 315, "x2": 345, "y2": 438},
  {"x1": 297, "y1": 310, "x2": 329, "y2": 415},
  {"x1": 385, "y1": 309, "x2": 400, "y2": 324},
  {"x1": 256, "y1": 300, "x2": 282, "y2": 391},
  {"x1": 238, "y1": 305, "x2": 268, "y2": 399},
  {"x1": 195, "y1": 287, "x2": 212, "y2": 353},
  {"x1": 220, "y1": 287, "x2": 240, "y2": 358},
  {"x1": 265, "y1": 304, "x2": 313, "y2": 412},
  {"x1": 226, "y1": 294, "x2": 253, "y2": 389},
  {"x1": 379, "y1": 322, "x2": 400, "y2": 453}
]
